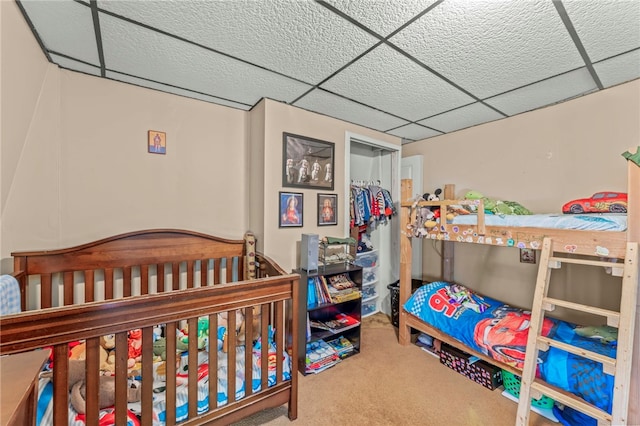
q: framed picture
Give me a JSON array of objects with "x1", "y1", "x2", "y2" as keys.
[
  {"x1": 279, "y1": 192, "x2": 303, "y2": 228},
  {"x1": 148, "y1": 130, "x2": 166, "y2": 154},
  {"x1": 520, "y1": 248, "x2": 536, "y2": 264},
  {"x1": 282, "y1": 132, "x2": 334, "y2": 190},
  {"x1": 318, "y1": 193, "x2": 337, "y2": 226}
]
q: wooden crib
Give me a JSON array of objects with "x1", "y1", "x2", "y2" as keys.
[{"x1": 0, "y1": 229, "x2": 299, "y2": 426}]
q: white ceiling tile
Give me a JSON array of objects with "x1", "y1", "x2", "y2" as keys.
[
  {"x1": 563, "y1": 0, "x2": 640, "y2": 63},
  {"x1": 419, "y1": 102, "x2": 503, "y2": 133},
  {"x1": 294, "y1": 89, "x2": 410, "y2": 132},
  {"x1": 594, "y1": 50, "x2": 640, "y2": 88},
  {"x1": 106, "y1": 71, "x2": 251, "y2": 110},
  {"x1": 321, "y1": 44, "x2": 473, "y2": 121},
  {"x1": 99, "y1": 13, "x2": 312, "y2": 106},
  {"x1": 390, "y1": 0, "x2": 584, "y2": 99},
  {"x1": 485, "y1": 68, "x2": 597, "y2": 116},
  {"x1": 96, "y1": 0, "x2": 378, "y2": 84},
  {"x1": 20, "y1": 0, "x2": 99, "y2": 65},
  {"x1": 388, "y1": 124, "x2": 442, "y2": 141},
  {"x1": 323, "y1": 0, "x2": 439, "y2": 37},
  {"x1": 50, "y1": 54, "x2": 101, "y2": 77}
]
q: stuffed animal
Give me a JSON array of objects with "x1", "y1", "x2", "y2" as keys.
[
  {"x1": 464, "y1": 190, "x2": 532, "y2": 215},
  {"x1": 127, "y1": 329, "x2": 142, "y2": 369},
  {"x1": 422, "y1": 188, "x2": 443, "y2": 219},
  {"x1": 153, "y1": 336, "x2": 190, "y2": 361},
  {"x1": 100, "y1": 334, "x2": 116, "y2": 373},
  {"x1": 42, "y1": 359, "x2": 140, "y2": 414},
  {"x1": 574, "y1": 325, "x2": 618, "y2": 345}
]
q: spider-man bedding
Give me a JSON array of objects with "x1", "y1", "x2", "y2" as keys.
[{"x1": 404, "y1": 281, "x2": 616, "y2": 415}]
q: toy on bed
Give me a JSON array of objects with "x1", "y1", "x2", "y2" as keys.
[
  {"x1": 561, "y1": 191, "x2": 627, "y2": 214},
  {"x1": 463, "y1": 190, "x2": 532, "y2": 215}
]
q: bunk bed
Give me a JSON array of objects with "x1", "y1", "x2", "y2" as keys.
[
  {"x1": 398, "y1": 157, "x2": 639, "y2": 424},
  {"x1": 0, "y1": 229, "x2": 299, "y2": 426}
]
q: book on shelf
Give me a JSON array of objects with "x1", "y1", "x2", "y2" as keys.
[
  {"x1": 308, "y1": 275, "x2": 359, "y2": 306},
  {"x1": 327, "y1": 273, "x2": 356, "y2": 290},
  {"x1": 309, "y1": 313, "x2": 360, "y2": 334},
  {"x1": 305, "y1": 339, "x2": 340, "y2": 373},
  {"x1": 326, "y1": 335, "x2": 355, "y2": 358}
]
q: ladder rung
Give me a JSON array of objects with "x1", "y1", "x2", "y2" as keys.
[
  {"x1": 531, "y1": 379, "x2": 612, "y2": 424},
  {"x1": 537, "y1": 336, "x2": 616, "y2": 374},
  {"x1": 543, "y1": 297, "x2": 621, "y2": 326},
  {"x1": 549, "y1": 256, "x2": 622, "y2": 269}
]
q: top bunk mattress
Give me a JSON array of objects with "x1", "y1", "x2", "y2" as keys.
[{"x1": 451, "y1": 213, "x2": 627, "y2": 231}]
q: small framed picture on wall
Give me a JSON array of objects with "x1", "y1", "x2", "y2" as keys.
[
  {"x1": 279, "y1": 192, "x2": 303, "y2": 228},
  {"x1": 317, "y1": 193, "x2": 337, "y2": 226},
  {"x1": 148, "y1": 130, "x2": 166, "y2": 154}
]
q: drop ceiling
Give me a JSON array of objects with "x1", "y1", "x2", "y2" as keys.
[{"x1": 17, "y1": 0, "x2": 640, "y2": 143}]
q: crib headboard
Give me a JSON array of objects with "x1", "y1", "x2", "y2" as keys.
[{"x1": 11, "y1": 229, "x2": 271, "y2": 311}]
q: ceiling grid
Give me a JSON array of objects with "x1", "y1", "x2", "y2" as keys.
[{"x1": 16, "y1": 0, "x2": 640, "y2": 143}]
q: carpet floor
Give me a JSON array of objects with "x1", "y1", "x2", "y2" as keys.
[{"x1": 233, "y1": 313, "x2": 557, "y2": 426}]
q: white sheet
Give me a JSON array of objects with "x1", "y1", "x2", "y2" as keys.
[{"x1": 451, "y1": 213, "x2": 627, "y2": 231}]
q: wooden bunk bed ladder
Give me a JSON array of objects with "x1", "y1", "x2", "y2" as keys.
[{"x1": 516, "y1": 237, "x2": 638, "y2": 425}]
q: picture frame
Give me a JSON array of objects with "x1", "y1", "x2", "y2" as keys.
[
  {"x1": 279, "y1": 192, "x2": 303, "y2": 228},
  {"x1": 148, "y1": 130, "x2": 166, "y2": 154},
  {"x1": 520, "y1": 248, "x2": 536, "y2": 264},
  {"x1": 317, "y1": 193, "x2": 338, "y2": 226},
  {"x1": 282, "y1": 132, "x2": 334, "y2": 190}
]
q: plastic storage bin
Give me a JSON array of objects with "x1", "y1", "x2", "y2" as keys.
[
  {"x1": 354, "y1": 250, "x2": 378, "y2": 268},
  {"x1": 362, "y1": 283, "x2": 378, "y2": 301},
  {"x1": 362, "y1": 299, "x2": 377, "y2": 316},
  {"x1": 502, "y1": 370, "x2": 555, "y2": 409}
]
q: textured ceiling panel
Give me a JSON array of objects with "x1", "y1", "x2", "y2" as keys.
[
  {"x1": 594, "y1": 50, "x2": 640, "y2": 89},
  {"x1": 419, "y1": 102, "x2": 503, "y2": 133},
  {"x1": 390, "y1": 0, "x2": 584, "y2": 99},
  {"x1": 51, "y1": 54, "x2": 101, "y2": 77},
  {"x1": 485, "y1": 68, "x2": 598, "y2": 117},
  {"x1": 99, "y1": 13, "x2": 312, "y2": 107},
  {"x1": 294, "y1": 88, "x2": 410, "y2": 132},
  {"x1": 388, "y1": 123, "x2": 442, "y2": 141},
  {"x1": 563, "y1": 0, "x2": 640, "y2": 63},
  {"x1": 20, "y1": 0, "x2": 99, "y2": 65},
  {"x1": 97, "y1": 0, "x2": 377, "y2": 85},
  {"x1": 106, "y1": 71, "x2": 251, "y2": 110},
  {"x1": 321, "y1": 44, "x2": 473, "y2": 121},
  {"x1": 324, "y1": 0, "x2": 439, "y2": 37}
]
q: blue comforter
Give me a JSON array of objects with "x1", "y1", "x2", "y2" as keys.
[{"x1": 404, "y1": 281, "x2": 616, "y2": 414}]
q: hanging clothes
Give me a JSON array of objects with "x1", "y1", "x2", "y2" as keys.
[{"x1": 349, "y1": 182, "x2": 396, "y2": 229}]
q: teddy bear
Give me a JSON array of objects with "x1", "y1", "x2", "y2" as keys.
[
  {"x1": 100, "y1": 334, "x2": 116, "y2": 373},
  {"x1": 41, "y1": 359, "x2": 140, "y2": 414}
]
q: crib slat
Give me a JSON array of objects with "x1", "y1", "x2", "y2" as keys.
[
  {"x1": 166, "y1": 322, "x2": 177, "y2": 425},
  {"x1": 157, "y1": 263, "x2": 165, "y2": 292},
  {"x1": 172, "y1": 262, "x2": 180, "y2": 291},
  {"x1": 245, "y1": 307, "x2": 254, "y2": 397},
  {"x1": 275, "y1": 300, "x2": 284, "y2": 384},
  {"x1": 53, "y1": 345, "x2": 69, "y2": 426},
  {"x1": 187, "y1": 317, "x2": 198, "y2": 418},
  {"x1": 200, "y1": 259, "x2": 207, "y2": 286},
  {"x1": 85, "y1": 337, "x2": 101, "y2": 423},
  {"x1": 41, "y1": 274, "x2": 52, "y2": 309},
  {"x1": 260, "y1": 303, "x2": 269, "y2": 390},
  {"x1": 187, "y1": 260, "x2": 194, "y2": 288},
  {"x1": 115, "y1": 332, "x2": 129, "y2": 425},
  {"x1": 141, "y1": 326, "x2": 154, "y2": 426},
  {"x1": 84, "y1": 270, "x2": 95, "y2": 303},
  {"x1": 209, "y1": 313, "x2": 218, "y2": 408},
  {"x1": 105, "y1": 268, "x2": 114, "y2": 300},
  {"x1": 228, "y1": 310, "x2": 237, "y2": 401},
  {"x1": 141, "y1": 265, "x2": 149, "y2": 295},
  {"x1": 123, "y1": 266, "x2": 132, "y2": 297},
  {"x1": 226, "y1": 257, "x2": 233, "y2": 283},
  {"x1": 63, "y1": 271, "x2": 73, "y2": 306},
  {"x1": 239, "y1": 255, "x2": 245, "y2": 282},
  {"x1": 213, "y1": 259, "x2": 220, "y2": 285}
]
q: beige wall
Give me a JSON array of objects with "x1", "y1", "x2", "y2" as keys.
[
  {"x1": 1, "y1": 1, "x2": 248, "y2": 272},
  {"x1": 403, "y1": 78, "x2": 640, "y2": 324}
]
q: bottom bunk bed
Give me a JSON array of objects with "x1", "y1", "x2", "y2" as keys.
[
  {"x1": 404, "y1": 281, "x2": 617, "y2": 420},
  {"x1": 0, "y1": 229, "x2": 299, "y2": 426}
]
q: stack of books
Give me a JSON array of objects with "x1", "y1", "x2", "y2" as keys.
[
  {"x1": 307, "y1": 274, "x2": 361, "y2": 306},
  {"x1": 309, "y1": 313, "x2": 360, "y2": 335},
  {"x1": 305, "y1": 339, "x2": 340, "y2": 374},
  {"x1": 327, "y1": 335, "x2": 355, "y2": 358}
]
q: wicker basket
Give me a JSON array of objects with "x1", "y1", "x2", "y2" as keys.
[{"x1": 502, "y1": 370, "x2": 555, "y2": 409}]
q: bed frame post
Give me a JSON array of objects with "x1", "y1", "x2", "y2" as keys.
[
  {"x1": 442, "y1": 184, "x2": 455, "y2": 282},
  {"x1": 399, "y1": 179, "x2": 414, "y2": 345},
  {"x1": 627, "y1": 157, "x2": 640, "y2": 425}
]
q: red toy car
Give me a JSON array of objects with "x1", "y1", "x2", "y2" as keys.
[{"x1": 562, "y1": 191, "x2": 627, "y2": 214}]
